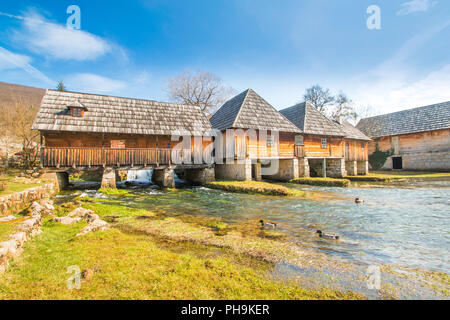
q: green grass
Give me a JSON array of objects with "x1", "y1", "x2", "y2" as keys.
[
  {"x1": 0, "y1": 169, "x2": 45, "y2": 196},
  {"x1": 0, "y1": 218, "x2": 363, "y2": 300},
  {"x1": 369, "y1": 171, "x2": 450, "y2": 179},
  {"x1": 0, "y1": 220, "x2": 21, "y2": 242},
  {"x1": 206, "y1": 181, "x2": 305, "y2": 196},
  {"x1": 290, "y1": 177, "x2": 350, "y2": 187}
]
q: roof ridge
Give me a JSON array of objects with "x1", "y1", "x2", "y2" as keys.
[
  {"x1": 231, "y1": 89, "x2": 251, "y2": 128},
  {"x1": 46, "y1": 89, "x2": 202, "y2": 110},
  {"x1": 360, "y1": 100, "x2": 450, "y2": 121}
]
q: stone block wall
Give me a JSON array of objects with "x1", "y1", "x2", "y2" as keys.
[
  {"x1": 326, "y1": 159, "x2": 347, "y2": 178},
  {"x1": 215, "y1": 159, "x2": 252, "y2": 181},
  {"x1": 184, "y1": 168, "x2": 215, "y2": 185},
  {"x1": 381, "y1": 151, "x2": 450, "y2": 171},
  {"x1": 357, "y1": 161, "x2": 369, "y2": 175},
  {"x1": 298, "y1": 158, "x2": 310, "y2": 178},
  {"x1": 346, "y1": 161, "x2": 358, "y2": 176},
  {"x1": 152, "y1": 167, "x2": 175, "y2": 188},
  {"x1": 263, "y1": 159, "x2": 299, "y2": 181}
]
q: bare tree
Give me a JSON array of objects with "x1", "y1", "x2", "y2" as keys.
[
  {"x1": 304, "y1": 85, "x2": 335, "y2": 114},
  {"x1": 167, "y1": 70, "x2": 234, "y2": 115},
  {"x1": 355, "y1": 104, "x2": 379, "y2": 120},
  {"x1": 331, "y1": 93, "x2": 357, "y2": 122}
]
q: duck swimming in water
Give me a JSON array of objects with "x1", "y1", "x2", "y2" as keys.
[
  {"x1": 260, "y1": 220, "x2": 277, "y2": 228},
  {"x1": 355, "y1": 198, "x2": 365, "y2": 204},
  {"x1": 317, "y1": 230, "x2": 340, "y2": 240}
]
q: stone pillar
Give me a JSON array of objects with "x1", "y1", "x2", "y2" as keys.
[
  {"x1": 252, "y1": 163, "x2": 262, "y2": 181},
  {"x1": 41, "y1": 172, "x2": 69, "y2": 191},
  {"x1": 309, "y1": 159, "x2": 325, "y2": 177},
  {"x1": 357, "y1": 161, "x2": 369, "y2": 175},
  {"x1": 101, "y1": 168, "x2": 116, "y2": 189},
  {"x1": 152, "y1": 167, "x2": 175, "y2": 188},
  {"x1": 215, "y1": 159, "x2": 252, "y2": 181},
  {"x1": 345, "y1": 161, "x2": 358, "y2": 176},
  {"x1": 262, "y1": 159, "x2": 299, "y2": 182},
  {"x1": 298, "y1": 158, "x2": 310, "y2": 178},
  {"x1": 326, "y1": 159, "x2": 346, "y2": 178},
  {"x1": 184, "y1": 168, "x2": 216, "y2": 185}
]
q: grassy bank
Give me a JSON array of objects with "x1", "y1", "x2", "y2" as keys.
[
  {"x1": 290, "y1": 177, "x2": 350, "y2": 187},
  {"x1": 347, "y1": 171, "x2": 450, "y2": 182},
  {"x1": 206, "y1": 181, "x2": 305, "y2": 196},
  {"x1": 0, "y1": 200, "x2": 362, "y2": 300},
  {"x1": 0, "y1": 169, "x2": 45, "y2": 196}
]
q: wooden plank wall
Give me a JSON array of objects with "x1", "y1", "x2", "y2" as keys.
[
  {"x1": 368, "y1": 129, "x2": 450, "y2": 155},
  {"x1": 345, "y1": 140, "x2": 369, "y2": 161},
  {"x1": 303, "y1": 135, "x2": 344, "y2": 158}
]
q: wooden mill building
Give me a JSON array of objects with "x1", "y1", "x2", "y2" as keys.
[
  {"x1": 280, "y1": 102, "x2": 370, "y2": 177},
  {"x1": 32, "y1": 90, "x2": 215, "y2": 188},
  {"x1": 357, "y1": 101, "x2": 450, "y2": 171},
  {"x1": 210, "y1": 89, "x2": 302, "y2": 181}
]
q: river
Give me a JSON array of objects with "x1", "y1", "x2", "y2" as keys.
[{"x1": 65, "y1": 176, "x2": 450, "y2": 299}]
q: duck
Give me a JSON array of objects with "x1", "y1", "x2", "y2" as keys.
[
  {"x1": 260, "y1": 220, "x2": 277, "y2": 228},
  {"x1": 355, "y1": 198, "x2": 365, "y2": 204},
  {"x1": 317, "y1": 230, "x2": 340, "y2": 240}
]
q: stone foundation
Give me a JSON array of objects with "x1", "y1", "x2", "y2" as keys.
[
  {"x1": 309, "y1": 159, "x2": 326, "y2": 177},
  {"x1": 252, "y1": 163, "x2": 262, "y2": 181},
  {"x1": 345, "y1": 161, "x2": 358, "y2": 176},
  {"x1": 357, "y1": 161, "x2": 369, "y2": 175},
  {"x1": 152, "y1": 167, "x2": 175, "y2": 188},
  {"x1": 263, "y1": 159, "x2": 299, "y2": 181},
  {"x1": 298, "y1": 158, "x2": 310, "y2": 177},
  {"x1": 183, "y1": 168, "x2": 215, "y2": 185},
  {"x1": 326, "y1": 159, "x2": 346, "y2": 178},
  {"x1": 215, "y1": 159, "x2": 252, "y2": 181},
  {"x1": 381, "y1": 151, "x2": 450, "y2": 171},
  {"x1": 101, "y1": 168, "x2": 117, "y2": 189}
]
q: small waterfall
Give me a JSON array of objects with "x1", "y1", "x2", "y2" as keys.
[{"x1": 127, "y1": 170, "x2": 153, "y2": 182}]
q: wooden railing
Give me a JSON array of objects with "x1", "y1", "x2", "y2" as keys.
[{"x1": 41, "y1": 147, "x2": 209, "y2": 168}]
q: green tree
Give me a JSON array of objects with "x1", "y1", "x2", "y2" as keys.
[{"x1": 56, "y1": 80, "x2": 67, "y2": 92}]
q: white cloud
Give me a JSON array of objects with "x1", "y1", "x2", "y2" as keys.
[
  {"x1": 397, "y1": 0, "x2": 437, "y2": 16},
  {"x1": 66, "y1": 73, "x2": 126, "y2": 93},
  {"x1": 11, "y1": 11, "x2": 112, "y2": 61},
  {"x1": 0, "y1": 46, "x2": 53, "y2": 85}
]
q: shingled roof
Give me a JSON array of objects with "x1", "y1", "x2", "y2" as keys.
[
  {"x1": 357, "y1": 101, "x2": 450, "y2": 138},
  {"x1": 210, "y1": 89, "x2": 301, "y2": 133},
  {"x1": 280, "y1": 102, "x2": 344, "y2": 137},
  {"x1": 32, "y1": 90, "x2": 212, "y2": 136},
  {"x1": 338, "y1": 120, "x2": 371, "y2": 141}
]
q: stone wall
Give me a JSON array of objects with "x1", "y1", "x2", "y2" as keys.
[
  {"x1": 215, "y1": 160, "x2": 252, "y2": 181},
  {"x1": 263, "y1": 159, "x2": 299, "y2": 181},
  {"x1": 152, "y1": 167, "x2": 175, "y2": 188},
  {"x1": 381, "y1": 151, "x2": 450, "y2": 171},
  {"x1": 184, "y1": 168, "x2": 215, "y2": 185},
  {"x1": 357, "y1": 161, "x2": 369, "y2": 175},
  {"x1": 298, "y1": 158, "x2": 310, "y2": 178},
  {"x1": 346, "y1": 161, "x2": 358, "y2": 176},
  {"x1": 326, "y1": 159, "x2": 347, "y2": 178},
  {"x1": 0, "y1": 183, "x2": 58, "y2": 216}
]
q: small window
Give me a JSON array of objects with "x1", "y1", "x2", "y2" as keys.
[
  {"x1": 295, "y1": 135, "x2": 304, "y2": 146},
  {"x1": 71, "y1": 107, "x2": 82, "y2": 117},
  {"x1": 267, "y1": 136, "x2": 275, "y2": 147},
  {"x1": 361, "y1": 143, "x2": 365, "y2": 151},
  {"x1": 111, "y1": 140, "x2": 125, "y2": 149},
  {"x1": 321, "y1": 139, "x2": 327, "y2": 149}
]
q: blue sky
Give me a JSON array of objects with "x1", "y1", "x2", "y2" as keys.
[{"x1": 0, "y1": 0, "x2": 449, "y2": 113}]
